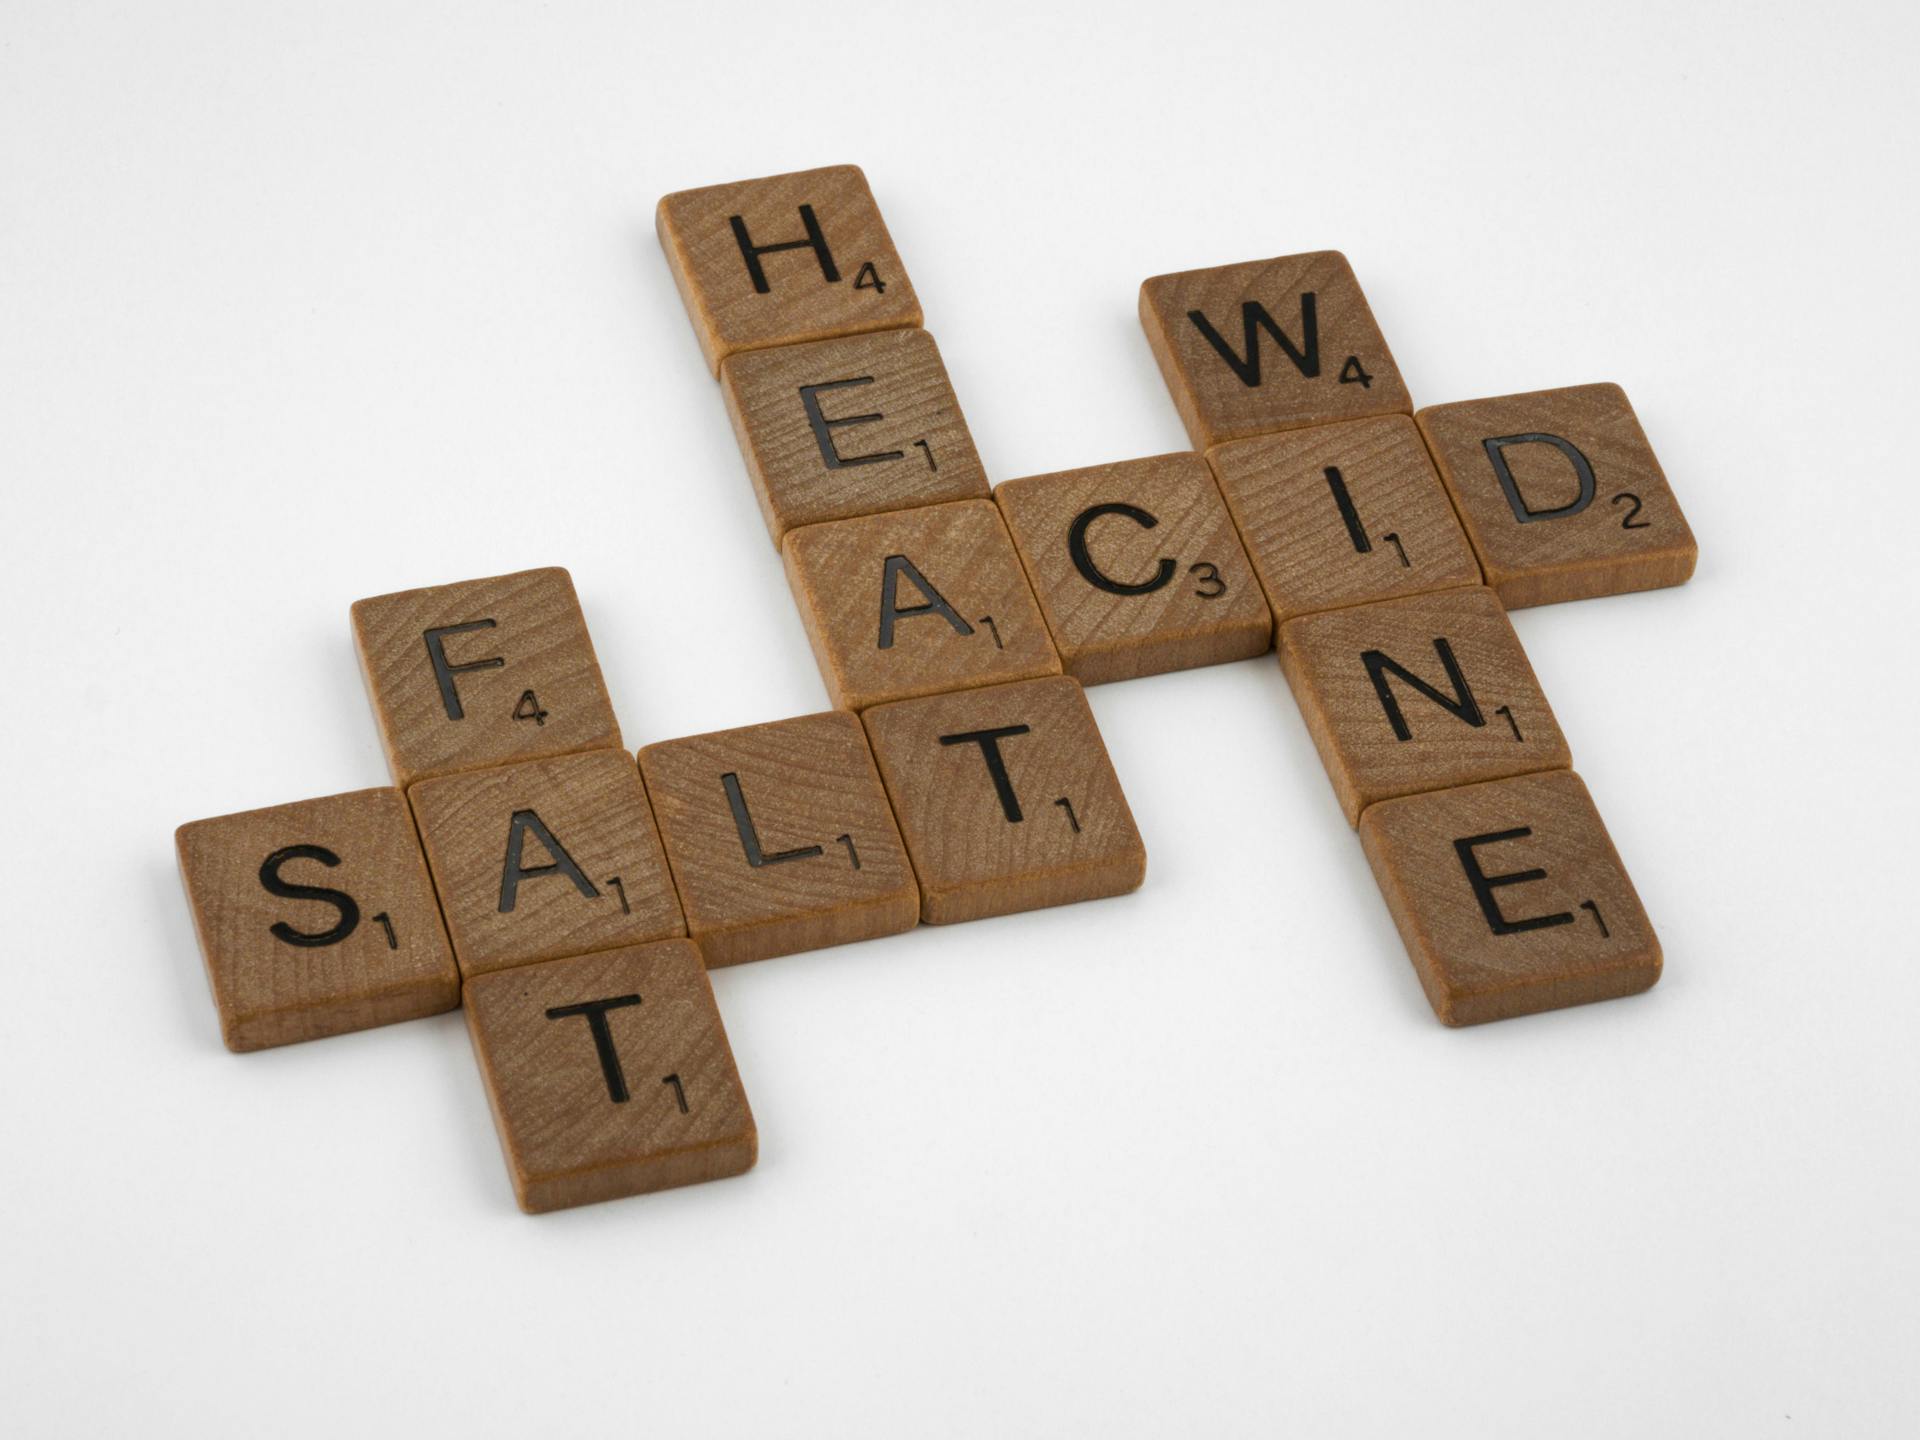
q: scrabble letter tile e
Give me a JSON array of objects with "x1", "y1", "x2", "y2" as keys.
[{"x1": 1360, "y1": 770, "x2": 1661, "y2": 1025}]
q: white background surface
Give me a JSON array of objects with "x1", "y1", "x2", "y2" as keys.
[{"x1": 4, "y1": 2, "x2": 1916, "y2": 1435}]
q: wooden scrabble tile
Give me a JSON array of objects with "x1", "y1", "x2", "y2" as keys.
[
  {"x1": 1416, "y1": 383, "x2": 1698, "y2": 608},
  {"x1": 783, "y1": 499, "x2": 1061, "y2": 711},
  {"x1": 721, "y1": 327, "x2": 990, "y2": 546},
  {"x1": 352, "y1": 567, "x2": 621, "y2": 787},
  {"x1": 1359, "y1": 770, "x2": 1661, "y2": 1025},
  {"x1": 862, "y1": 676, "x2": 1145, "y2": 924},
  {"x1": 465, "y1": 940, "x2": 756, "y2": 1212},
  {"x1": 1139, "y1": 251, "x2": 1411, "y2": 448},
  {"x1": 1209, "y1": 416, "x2": 1483, "y2": 626},
  {"x1": 638, "y1": 711, "x2": 919, "y2": 967},
  {"x1": 1279, "y1": 586, "x2": 1571, "y2": 826},
  {"x1": 409, "y1": 749, "x2": 683, "y2": 979},
  {"x1": 658, "y1": 164, "x2": 922, "y2": 375},
  {"x1": 175, "y1": 788, "x2": 458, "y2": 1052},
  {"x1": 995, "y1": 453, "x2": 1272, "y2": 683}
]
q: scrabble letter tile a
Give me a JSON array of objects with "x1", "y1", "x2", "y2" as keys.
[
  {"x1": 176, "y1": 788, "x2": 458, "y2": 1051},
  {"x1": 1140, "y1": 251, "x2": 1410, "y2": 448},
  {"x1": 1210, "y1": 416, "x2": 1482, "y2": 626},
  {"x1": 1279, "y1": 586, "x2": 1570, "y2": 825},
  {"x1": 410, "y1": 749, "x2": 683, "y2": 979},
  {"x1": 995, "y1": 453, "x2": 1272, "y2": 683},
  {"x1": 658, "y1": 164, "x2": 922, "y2": 375},
  {"x1": 722, "y1": 327, "x2": 990, "y2": 545},
  {"x1": 466, "y1": 940, "x2": 755, "y2": 1212},
  {"x1": 1417, "y1": 383, "x2": 1698, "y2": 608},
  {"x1": 638, "y1": 711, "x2": 919, "y2": 967},
  {"x1": 862, "y1": 676, "x2": 1145, "y2": 923},
  {"x1": 352, "y1": 567, "x2": 621, "y2": 787},
  {"x1": 783, "y1": 499, "x2": 1061, "y2": 711},
  {"x1": 1360, "y1": 770, "x2": 1661, "y2": 1025}
]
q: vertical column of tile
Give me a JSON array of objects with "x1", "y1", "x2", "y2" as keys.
[{"x1": 661, "y1": 165, "x2": 994, "y2": 545}]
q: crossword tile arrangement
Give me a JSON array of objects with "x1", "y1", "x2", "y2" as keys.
[{"x1": 174, "y1": 163, "x2": 1697, "y2": 1213}]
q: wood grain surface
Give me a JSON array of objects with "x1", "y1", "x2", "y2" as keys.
[
  {"x1": 352, "y1": 566, "x2": 621, "y2": 787},
  {"x1": 722, "y1": 327, "x2": 990, "y2": 545},
  {"x1": 1278, "y1": 586, "x2": 1571, "y2": 825},
  {"x1": 1139, "y1": 251, "x2": 1411, "y2": 448},
  {"x1": 657, "y1": 163, "x2": 921, "y2": 375},
  {"x1": 995, "y1": 452, "x2": 1272, "y2": 683},
  {"x1": 783, "y1": 499, "x2": 1061, "y2": 711},
  {"x1": 409, "y1": 749, "x2": 684, "y2": 979},
  {"x1": 638, "y1": 711, "x2": 919, "y2": 966},
  {"x1": 465, "y1": 940, "x2": 756, "y2": 1213},
  {"x1": 1359, "y1": 770, "x2": 1661, "y2": 1025},
  {"x1": 1209, "y1": 415, "x2": 1482, "y2": 625},
  {"x1": 1417, "y1": 383, "x2": 1698, "y2": 608},
  {"x1": 862, "y1": 676, "x2": 1145, "y2": 923},
  {"x1": 176, "y1": 787, "x2": 459, "y2": 1051}
]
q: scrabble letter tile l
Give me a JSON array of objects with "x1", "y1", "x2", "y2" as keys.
[
  {"x1": 1359, "y1": 770, "x2": 1661, "y2": 1025},
  {"x1": 1279, "y1": 586, "x2": 1570, "y2": 825},
  {"x1": 1140, "y1": 251, "x2": 1410, "y2": 448},
  {"x1": 410, "y1": 749, "x2": 684, "y2": 978},
  {"x1": 658, "y1": 164, "x2": 922, "y2": 375},
  {"x1": 352, "y1": 567, "x2": 621, "y2": 787},
  {"x1": 466, "y1": 940, "x2": 756, "y2": 1212},
  {"x1": 176, "y1": 787, "x2": 459, "y2": 1051},
  {"x1": 1417, "y1": 383, "x2": 1698, "y2": 608},
  {"x1": 862, "y1": 676, "x2": 1145, "y2": 923},
  {"x1": 638, "y1": 711, "x2": 920, "y2": 966}
]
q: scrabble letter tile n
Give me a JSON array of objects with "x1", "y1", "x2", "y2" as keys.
[
  {"x1": 352, "y1": 567, "x2": 622, "y2": 787},
  {"x1": 658, "y1": 164, "x2": 922, "y2": 375}
]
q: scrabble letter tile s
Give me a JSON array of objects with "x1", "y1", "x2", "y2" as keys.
[
  {"x1": 466, "y1": 940, "x2": 756, "y2": 1212},
  {"x1": 352, "y1": 567, "x2": 621, "y2": 787},
  {"x1": 1210, "y1": 416, "x2": 1481, "y2": 626},
  {"x1": 1279, "y1": 587, "x2": 1570, "y2": 825},
  {"x1": 638, "y1": 712, "x2": 919, "y2": 967},
  {"x1": 862, "y1": 676, "x2": 1145, "y2": 923},
  {"x1": 1140, "y1": 252, "x2": 1410, "y2": 448},
  {"x1": 1360, "y1": 770, "x2": 1661, "y2": 1025},
  {"x1": 410, "y1": 750, "x2": 684, "y2": 979},
  {"x1": 1417, "y1": 383, "x2": 1697, "y2": 608},
  {"x1": 723, "y1": 328, "x2": 990, "y2": 545},
  {"x1": 783, "y1": 499, "x2": 1061, "y2": 711},
  {"x1": 658, "y1": 164, "x2": 922, "y2": 375},
  {"x1": 176, "y1": 788, "x2": 459, "y2": 1051},
  {"x1": 996, "y1": 453, "x2": 1272, "y2": 683}
]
